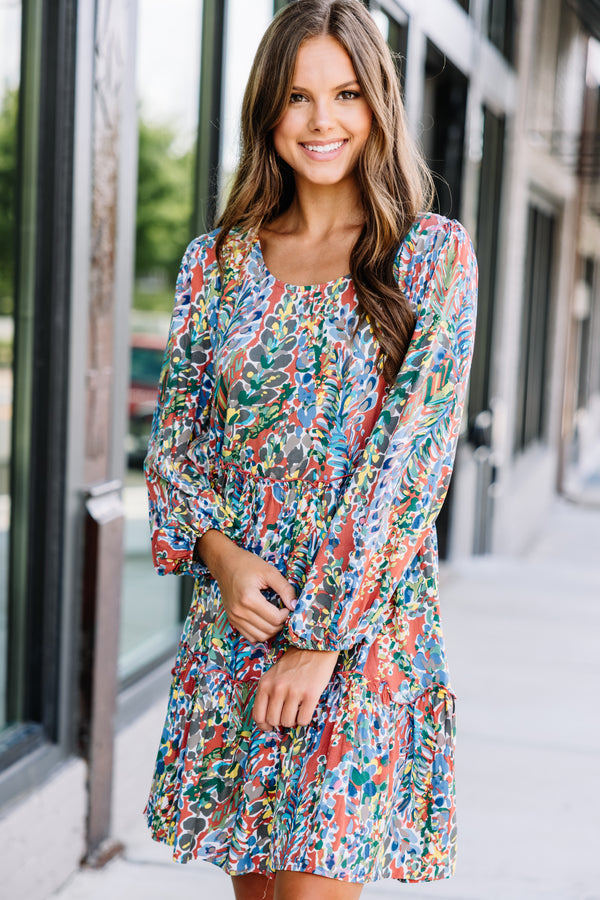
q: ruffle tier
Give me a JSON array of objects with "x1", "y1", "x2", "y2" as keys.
[{"x1": 145, "y1": 645, "x2": 457, "y2": 884}]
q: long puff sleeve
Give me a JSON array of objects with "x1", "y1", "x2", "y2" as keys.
[
  {"x1": 285, "y1": 220, "x2": 477, "y2": 650},
  {"x1": 144, "y1": 236, "x2": 238, "y2": 576}
]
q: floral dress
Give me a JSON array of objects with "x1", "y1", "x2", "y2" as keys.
[{"x1": 144, "y1": 212, "x2": 477, "y2": 884}]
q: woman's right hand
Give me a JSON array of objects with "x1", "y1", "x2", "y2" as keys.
[{"x1": 195, "y1": 529, "x2": 296, "y2": 644}]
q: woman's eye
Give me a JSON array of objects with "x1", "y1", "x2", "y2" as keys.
[
  {"x1": 290, "y1": 93, "x2": 306, "y2": 104},
  {"x1": 338, "y1": 90, "x2": 360, "y2": 100}
]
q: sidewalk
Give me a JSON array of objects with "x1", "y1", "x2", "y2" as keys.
[{"x1": 52, "y1": 498, "x2": 600, "y2": 900}]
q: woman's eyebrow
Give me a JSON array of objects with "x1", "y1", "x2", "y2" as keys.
[{"x1": 290, "y1": 80, "x2": 361, "y2": 92}]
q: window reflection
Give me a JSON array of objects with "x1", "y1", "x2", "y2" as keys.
[
  {"x1": 488, "y1": 0, "x2": 515, "y2": 63},
  {"x1": 120, "y1": 0, "x2": 203, "y2": 682},
  {"x1": 371, "y1": 8, "x2": 408, "y2": 92},
  {"x1": 0, "y1": 0, "x2": 21, "y2": 730},
  {"x1": 219, "y1": 0, "x2": 273, "y2": 209},
  {"x1": 423, "y1": 41, "x2": 468, "y2": 220},
  {"x1": 122, "y1": 1, "x2": 284, "y2": 681}
]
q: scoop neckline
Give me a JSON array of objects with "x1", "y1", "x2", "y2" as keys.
[{"x1": 253, "y1": 231, "x2": 351, "y2": 291}]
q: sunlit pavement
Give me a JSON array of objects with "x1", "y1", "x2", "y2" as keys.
[{"x1": 52, "y1": 496, "x2": 600, "y2": 900}]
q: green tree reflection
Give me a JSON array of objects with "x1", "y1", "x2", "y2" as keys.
[
  {"x1": 135, "y1": 116, "x2": 195, "y2": 313},
  {"x1": 0, "y1": 89, "x2": 18, "y2": 319}
]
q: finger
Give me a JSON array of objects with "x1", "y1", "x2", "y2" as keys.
[
  {"x1": 232, "y1": 590, "x2": 287, "y2": 627},
  {"x1": 236, "y1": 621, "x2": 280, "y2": 644},
  {"x1": 234, "y1": 622, "x2": 266, "y2": 644},
  {"x1": 265, "y1": 570, "x2": 297, "y2": 612},
  {"x1": 264, "y1": 690, "x2": 285, "y2": 731},
  {"x1": 229, "y1": 610, "x2": 280, "y2": 643},
  {"x1": 280, "y1": 693, "x2": 302, "y2": 729},
  {"x1": 230, "y1": 602, "x2": 285, "y2": 636},
  {"x1": 252, "y1": 684, "x2": 270, "y2": 730},
  {"x1": 252, "y1": 684, "x2": 283, "y2": 732},
  {"x1": 254, "y1": 595, "x2": 289, "y2": 626},
  {"x1": 296, "y1": 694, "x2": 319, "y2": 727}
]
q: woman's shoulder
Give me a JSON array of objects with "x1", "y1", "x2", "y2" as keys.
[
  {"x1": 396, "y1": 213, "x2": 477, "y2": 318},
  {"x1": 396, "y1": 213, "x2": 475, "y2": 286},
  {"x1": 400, "y1": 212, "x2": 474, "y2": 262},
  {"x1": 182, "y1": 226, "x2": 255, "y2": 276}
]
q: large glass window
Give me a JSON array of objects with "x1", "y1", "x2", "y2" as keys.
[
  {"x1": 575, "y1": 258, "x2": 596, "y2": 413},
  {"x1": 422, "y1": 41, "x2": 468, "y2": 556},
  {"x1": 371, "y1": 7, "x2": 408, "y2": 92},
  {"x1": 488, "y1": 0, "x2": 515, "y2": 63},
  {"x1": 119, "y1": 0, "x2": 204, "y2": 683},
  {"x1": 469, "y1": 106, "x2": 505, "y2": 425},
  {"x1": 219, "y1": 0, "x2": 273, "y2": 211},
  {"x1": 423, "y1": 41, "x2": 468, "y2": 220},
  {"x1": 0, "y1": 0, "x2": 21, "y2": 733},
  {"x1": 515, "y1": 204, "x2": 556, "y2": 452},
  {"x1": 121, "y1": 0, "x2": 277, "y2": 683}
]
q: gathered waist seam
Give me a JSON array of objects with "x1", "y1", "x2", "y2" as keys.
[{"x1": 210, "y1": 454, "x2": 355, "y2": 487}]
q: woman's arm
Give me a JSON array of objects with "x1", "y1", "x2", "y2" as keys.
[
  {"x1": 282, "y1": 219, "x2": 478, "y2": 651},
  {"x1": 145, "y1": 238, "x2": 295, "y2": 639},
  {"x1": 145, "y1": 237, "x2": 241, "y2": 577}
]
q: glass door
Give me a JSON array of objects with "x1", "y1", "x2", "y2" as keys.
[
  {"x1": 0, "y1": 0, "x2": 22, "y2": 734},
  {"x1": 119, "y1": 0, "x2": 204, "y2": 682}
]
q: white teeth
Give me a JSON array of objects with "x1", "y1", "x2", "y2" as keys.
[{"x1": 303, "y1": 141, "x2": 345, "y2": 153}]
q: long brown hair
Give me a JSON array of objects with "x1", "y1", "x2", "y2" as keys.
[{"x1": 216, "y1": 0, "x2": 433, "y2": 383}]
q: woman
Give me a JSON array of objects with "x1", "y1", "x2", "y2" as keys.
[{"x1": 144, "y1": 1, "x2": 477, "y2": 898}]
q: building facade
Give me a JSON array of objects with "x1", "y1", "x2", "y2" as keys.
[{"x1": 0, "y1": 1, "x2": 598, "y2": 896}]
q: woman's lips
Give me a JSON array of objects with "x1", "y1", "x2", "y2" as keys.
[{"x1": 299, "y1": 139, "x2": 348, "y2": 159}]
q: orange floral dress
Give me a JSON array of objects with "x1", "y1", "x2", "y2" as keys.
[{"x1": 144, "y1": 213, "x2": 477, "y2": 883}]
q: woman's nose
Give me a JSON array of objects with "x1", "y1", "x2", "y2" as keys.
[{"x1": 308, "y1": 99, "x2": 334, "y2": 132}]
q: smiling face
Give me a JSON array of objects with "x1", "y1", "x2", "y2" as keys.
[{"x1": 272, "y1": 35, "x2": 373, "y2": 190}]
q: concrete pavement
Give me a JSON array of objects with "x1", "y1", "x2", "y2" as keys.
[{"x1": 52, "y1": 497, "x2": 600, "y2": 900}]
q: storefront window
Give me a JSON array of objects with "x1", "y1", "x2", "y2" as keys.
[
  {"x1": 423, "y1": 40, "x2": 468, "y2": 219},
  {"x1": 120, "y1": 1, "x2": 288, "y2": 681},
  {"x1": 488, "y1": 0, "x2": 515, "y2": 63},
  {"x1": 469, "y1": 106, "x2": 505, "y2": 425},
  {"x1": 371, "y1": 7, "x2": 408, "y2": 91},
  {"x1": 219, "y1": 0, "x2": 273, "y2": 210},
  {"x1": 119, "y1": 0, "x2": 204, "y2": 682},
  {"x1": 0, "y1": 0, "x2": 21, "y2": 731},
  {"x1": 515, "y1": 203, "x2": 556, "y2": 452}
]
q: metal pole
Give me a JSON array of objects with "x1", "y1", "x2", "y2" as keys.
[{"x1": 194, "y1": 0, "x2": 226, "y2": 233}]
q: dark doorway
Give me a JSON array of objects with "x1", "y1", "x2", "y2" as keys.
[
  {"x1": 423, "y1": 41, "x2": 468, "y2": 220},
  {"x1": 469, "y1": 106, "x2": 506, "y2": 426},
  {"x1": 422, "y1": 42, "x2": 468, "y2": 557},
  {"x1": 515, "y1": 204, "x2": 556, "y2": 452}
]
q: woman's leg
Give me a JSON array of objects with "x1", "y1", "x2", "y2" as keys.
[
  {"x1": 231, "y1": 873, "x2": 275, "y2": 900},
  {"x1": 274, "y1": 871, "x2": 364, "y2": 899}
]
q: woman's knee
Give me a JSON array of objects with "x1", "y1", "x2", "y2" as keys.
[
  {"x1": 274, "y1": 870, "x2": 364, "y2": 900},
  {"x1": 231, "y1": 872, "x2": 275, "y2": 900}
]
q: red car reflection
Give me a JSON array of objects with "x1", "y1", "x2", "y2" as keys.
[{"x1": 127, "y1": 332, "x2": 166, "y2": 466}]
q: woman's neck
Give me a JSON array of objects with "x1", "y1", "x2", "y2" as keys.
[
  {"x1": 258, "y1": 176, "x2": 366, "y2": 286},
  {"x1": 276, "y1": 176, "x2": 364, "y2": 238}
]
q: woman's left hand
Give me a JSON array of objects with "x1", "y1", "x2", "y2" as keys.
[{"x1": 252, "y1": 647, "x2": 340, "y2": 731}]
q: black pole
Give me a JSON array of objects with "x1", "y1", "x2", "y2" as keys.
[{"x1": 194, "y1": 0, "x2": 226, "y2": 233}]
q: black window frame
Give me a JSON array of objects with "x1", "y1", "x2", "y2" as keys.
[
  {"x1": 469, "y1": 105, "x2": 506, "y2": 426},
  {"x1": 487, "y1": 0, "x2": 515, "y2": 64},
  {"x1": 424, "y1": 40, "x2": 469, "y2": 221},
  {"x1": 0, "y1": 0, "x2": 76, "y2": 780},
  {"x1": 515, "y1": 202, "x2": 557, "y2": 452}
]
